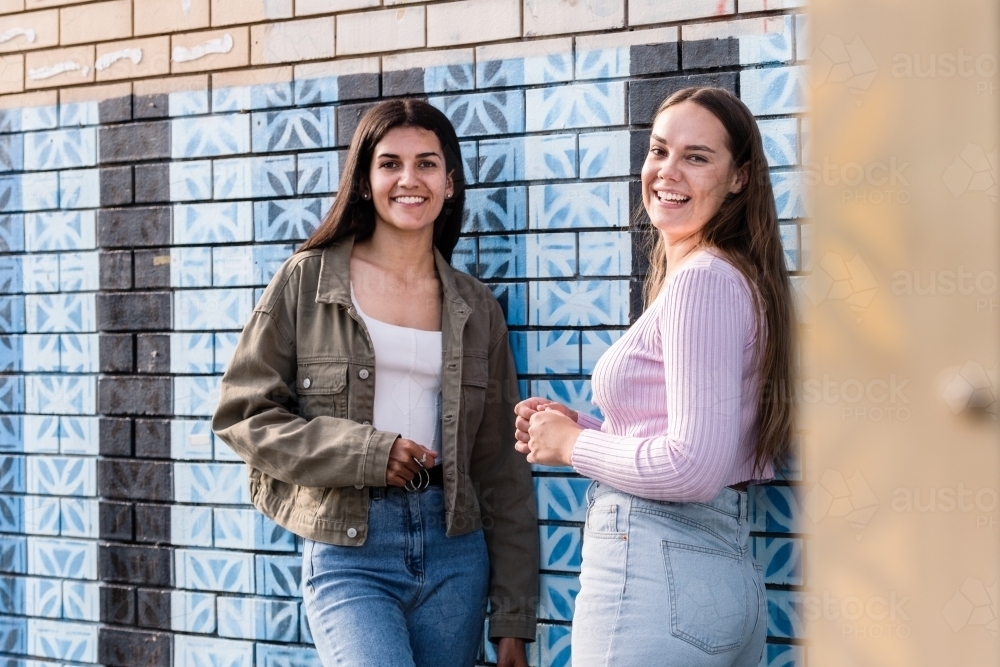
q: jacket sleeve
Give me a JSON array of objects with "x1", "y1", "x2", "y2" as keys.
[
  {"x1": 212, "y1": 271, "x2": 398, "y2": 490},
  {"x1": 469, "y1": 306, "x2": 540, "y2": 643}
]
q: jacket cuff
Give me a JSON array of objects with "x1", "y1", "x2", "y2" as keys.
[
  {"x1": 362, "y1": 428, "x2": 399, "y2": 487},
  {"x1": 488, "y1": 613, "x2": 537, "y2": 643}
]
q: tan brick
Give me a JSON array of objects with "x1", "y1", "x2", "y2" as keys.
[
  {"x1": 740, "y1": 0, "x2": 805, "y2": 11},
  {"x1": 213, "y1": 65, "x2": 291, "y2": 89},
  {"x1": 96, "y1": 35, "x2": 169, "y2": 82},
  {"x1": 0, "y1": 8, "x2": 58, "y2": 53},
  {"x1": 384, "y1": 0, "x2": 425, "y2": 5},
  {"x1": 427, "y1": 0, "x2": 520, "y2": 47},
  {"x1": 0, "y1": 0, "x2": 24, "y2": 15},
  {"x1": 297, "y1": 0, "x2": 377, "y2": 14},
  {"x1": 524, "y1": 0, "x2": 623, "y2": 37},
  {"x1": 251, "y1": 16, "x2": 334, "y2": 64},
  {"x1": 629, "y1": 0, "x2": 733, "y2": 25},
  {"x1": 337, "y1": 6, "x2": 425, "y2": 56},
  {"x1": 134, "y1": 0, "x2": 209, "y2": 37},
  {"x1": 60, "y1": 0, "x2": 132, "y2": 46},
  {"x1": 0, "y1": 89, "x2": 54, "y2": 110},
  {"x1": 61, "y1": 81, "x2": 130, "y2": 107},
  {"x1": 170, "y1": 26, "x2": 248, "y2": 74},
  {"x1": 0, "y1": 53, "x2": 22, "y2": 93},
  {"x1": 26, "y1": 0, "x2": 88, "y2": 8},
  {"x1": 294, "y1": 55, "x2": 379, "y2": 80},
  {"x1": 575, "y1": 25, "x2": 677, "y2": 51},
  {"x1": 383, "y1": 48, "x2": 473, "y2": 74},
  {"x1": 213, "y1": 0, "x2": 292, "y2": 27},
  {"x1": 25, "y1": 44, "x2": 93, "y2": 88},
  {"x1": 134, "y1": 72, "x2": 207, "y2": 97}
]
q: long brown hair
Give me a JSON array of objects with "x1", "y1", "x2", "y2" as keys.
[
  {"x1": 297, "y1": 99, "x2": 465, "y2": 261},
  {"x1": 641, "y1": 87, "x2": 795, "y2": 476}
]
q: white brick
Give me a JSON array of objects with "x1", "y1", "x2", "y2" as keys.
[
  {"x1": 297, "y1": 0, "x2": 378, "y2": 13},
  {"x1": 427, "y1": 0, "x2": 520, "y2": 47},
  {"x1": 575, "y1": 26, "x2": 677, "y2": 52},
  {"x1": 294, "y1": 56, "x2": 380, "y2": 81},
  {"x1": 740, "y1": 0, "x2": 805, "y2": 11},
  {"x1": 383, "y1": 48, "x2": 473, "y2": 73},
  {"x1": 251, "y1": 16, "x2": 335, "y2": 64},
  {"x1": 524, "y1": 0, "x2": 624, "y2": 37},
  {"x1": 336, "y1": 6, "x2": 425, "y2": 56},
  {"x1": 682, "y1": 15, "x2": 789, "y2": 41},
  {"x1": 629, "y1": 0, "x2": 733, "y2": 26}
]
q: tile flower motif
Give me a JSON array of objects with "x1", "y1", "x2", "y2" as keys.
[
  {"x1": 253, "y1": 198, "x2": 328, "y2": 242},
  {"x1": 175, "y1": 549, "x2": 254, "y2": 594},
  {"x1": 213, "y1": 82, "x2": 294, "y2": 113},
  {"x1": 173, "y1": 202, "x2": 254, "y2": 245},
  {"x1": 429, "y1": 91, "x2": 525, "y2": 137},
  {"x1": 528, "y1": 183, "x2": 630, "y2": 229},
  {"x1": 58, "y1": 169, "x2": 99, "y2": 210},
  {"x1": 530, "y1": 280, "x2": 629, "y2": 326},
  {"x1": 25, "y1": 211, "x2": 96, "y2": 252},
  {"x1": 23, "y1": 128, "x2": 97, "y2": 171},
  {"x1": 252, "y1": 108, "x2": 335, "y2": 153},
  {"x1": 172, "y1": 115, "x2": 252, "y2": 159},
  {"x1": 740, "y1": 66, "x2": 807, "y2": 116},
  {"x1": 477, "y1": 52, "x2": 573, "y2": 89},
  {"x1": 526, "y1": 82, "x2": 626, "y2": 132},
  {"x1": 464, "y1": 187, "x2": 527, "y2": 233}
]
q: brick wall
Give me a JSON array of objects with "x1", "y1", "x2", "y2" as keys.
[{"x1": 0, "y1": 1, "x2": 807, "y2": 665}]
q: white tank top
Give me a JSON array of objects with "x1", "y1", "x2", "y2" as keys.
[{"x1": 351, "y1": 285, "x2": 443, "y2": 460}]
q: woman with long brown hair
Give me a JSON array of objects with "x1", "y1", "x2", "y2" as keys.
[
  {"x1": 514, "y1": 86, "x2": 794, "y2": 666},
  {"x1": 214, "y1": 99, "x2": 537, "y2": 667}
]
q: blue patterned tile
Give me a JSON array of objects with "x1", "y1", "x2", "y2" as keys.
[
  {"x1": 59, "y1": 100, "x2": 99, "y2": 128},
  {"x1": 297, "y1": 151, "x2": 339, "y2": 195},
  {"x1": 59, "y1": 251, "x2": 100, "y2": 292},
  {"x1": 0, "y1": 257, "x2": 20, "y2": 295},
  {"x1": 174, "y1": 288, "x2": 254, "y2": 331},
  {"x1": 25, "y1": 294, "x2": 96, "y2": 333},
  {"x1": 214, "y1": 332, "x2": 239, "y2": 375},
  {"x1": 252, "y1": 108, "x2": 335, "y2": 153},
  {"x1": 300, "y1": 603, "x2": 313, "y2": 645},
  {"x1": 58, "y1": 416, "x2": 99, "y2": 456},
  {"x1": 536, "y1": 623, "x2": 572, "y2": 667},
  {"x1": 539, "y1": 573, "x2": 579, "y2": 622},
  {"x1": 254, "y1": 197, "x2": 329, "y2": 242},
  {"x1": 478, "y1": 137, "x2": 525, "y2": 183},
  {"x1": 27, "y1": 538, "x2": 96, "y2": 580},
  {"x1": 170, "y1": 89, "x2": 211, "y2": 117},
  {"x1": 170, "y1": 247, "x2": 213, "y2": 288},
  {"x1": 0, "y1": 107, "x2": 21, "y2": 133},
  {"x1": 459, "y1": 140, "x2": 477, "y2": 185},
  {"x1": 528, "y1": 182, "x2": 630, "y2": 229},
  {"x1": 766, "y1": 589, "x2": 803, "y2": 639},
  {"x1": 477, "y1": 234, "x2": 526, "y2": 280},
  {"x1": 0, "y1": 417, "x2": 22, "y2": 452},
  {"x1": 579, "y1": 130, "x2": 631, "y2": 179},
  {"x1": 24, "y1": 577, "x2": 61, "y2": 618},
  {"x1": 532, "y1": 379, "x2": 599, "y2": 421},
  {"x1": 214, "y1": 508, "x2": 294, "y2": 552},
  {"x1": 293, "y1": 76, "x2": 339, "y2": 106},
  {"x1": 219, "y1": 596, "x2": 299, "y2": 642},
  {"x1": 215, "y1": 155, "x2": 297, "y2": 200},
  {"x1": 253, "y1": 244, "x2": 294, "y2": 285},
  {"x1": 524, "y1": 330, "x2": 580, "y2": 374},
  {"x1": 24, "y1": 496, "x2": 61, "y2": 535},
  {"x1": 28, "y1": 618, "x2": 97, "y2": 662},
  {"x1": 174, "y1": 202, "x2": 254, "y2": 245},
  {"x1": 174, "y1": 462, "x2": 248, "y2": 505},
  {"x1": 580, "y1": 330, "x2": 623, "y2": 374},
  {"x1": 525, "y1": 134, "x2": 577, "y2": 180},
  {"x1": 526, "y1": 82, "x2": 626, "y2": 132},
  {"x1": 739, "y1": 20, "x2": 794, "y2": 65},
  {"x1": 170, "y1": 160, "x2": 214, "y2": 202},
  {"x1": 176, "y1": 549, "x2": 254, "y2": 593},
  {"x1": 58, "y1": 168, "x2": 99, "y2": 209},
  {"x1": 21, "y1": 171, "x2": 59, "y2": 211},
  {"x1": 0, "y1": 337, "x2": 20, "y2": 372},
  {"x1": 764, "y1": 643, "x2": 804, "y2": 667},
  {"x1": 22, "y1": 255, "x2": 58, "y2": 293},
  {"x1": 575, "y1": 46, "x2": 629, "y2": 80},
  {"x1": 538, "y1": 525, "x2": 582, "y2": 572},
  {"x1": 25, "y1": 375, "x2": 95, "y2": 414},
  {"x1": 23, "y1": 128, "x2": 97, "y2": 170},
  {"x1": 424, "y1": 62, "x2": 475, "y2": 93},
  {"x1": 477, "y1": 51, "x2": 573, "y2": 89},
  {"x1": 171, "y1": 590, "x2": 217, "y2": 633},
  {"x1": 23, "y1": 414, "x2": 59, "y2": 452},
  {"x1": 172, "y1": 114, "x2": 252, "y2": 158},
  {"x1": 0, "y1": 134, "x2": 23, "y2": 172},
  {"x1": 175, "y1": 635, "x2": 253, "y2": 667},
  {"x1": 25, "y1": 211, "x2": 96, "y2": 252},
  {"x1": 429, "y1": 91, "x2": 525, "y2": 137},
  {"x1": 61, "y1": 580, "x2": 98, "y2": 621},
  {"x1": 529, "y1": 280, "x2": 629, "y2": 326},
  {"x1": 171, "y1": 333, "x2": 214, "y2": 375},
  {"x1": 536, "y1": 477, "x2": 589, "y2": 522},
  {"x1": 257, "y1": 644, "x2": 322, "y2": 667},
  {"x1": 213, "y1": 81, "x2": 294, "y2": 112},
  {"x1": 752, "y1": 536, "x2": 802, "y2": 586},
  {"x1": 0, "y1": 215, "x2": 25, "y2": 252},
  {"x1": 0, "y1": 377, "x2": 24, "y2": 412},
  {"x1": 0, "y1": 615, "x2": 25, "y2": 654},
  {"x1": 0, "y1": 537, "x2": 26, "y2": 575},
  {"x1": 779, "y1": 224, "x2": 799, "y2": 270},
  {"x1": 740, "y1": 66, "x2": 807, "y2": 116},
  {"x1": 579, "y1": 231, "x2": 631, "y2": 276},
  {"x1": 170, "y1": 505, "x2": 214, "y2": 547},
  {"x1": 59, "y1": 498, "x2": 97, "y2": 538},
  {"x1": 0, "y1": 576, "x2": 24, "y2": 614},
  {"x1": 758, "y1": 118, "x2": 799, "y2": 167},
  {"x1": 771, "y1": 171, "x2": 806, "y2": 220},
  {"x1": 26, "y1": 456, "x2": 95, "y2": 496},
  {"x1": 171, "y1": 418, "x2": 215, "y2": 460},
  {"x1": 526, "y1": 233, "x2": 576, "y2": 278},
  {"x1": 749, "y1": 485, "x2": 798, "y2": 533},
  {"x1": 212, "y1": 246, "x2": 255, "y2": 287},
  {"x1": 173, "y1": 376, "x2": 222, "y2": 417},
  {"x1": 0, "y1": 175, "x2": 21, "y2": 213},
  {"x1": 452, "y1": 237, "x2": 477, "y2": 277},
  {"x1": 255, "y1": 554, "x2": 302, "y2": 597},
  {"x1": 487, "y1": 282, "x2": 527, "y2": 326}
]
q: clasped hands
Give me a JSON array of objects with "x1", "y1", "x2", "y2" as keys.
[{"x1": 513, "y1": 397, "x2": 584, "y2": 468}]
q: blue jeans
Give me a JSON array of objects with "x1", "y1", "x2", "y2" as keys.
[
  {"x1": 572, "y1": 482, "x2": 767, "y2": 667},
  {"x1": 302, "y1": 486, "x2": 490, "y2": 667}
]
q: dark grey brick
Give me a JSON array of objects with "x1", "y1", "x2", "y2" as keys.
[
  {"x1": 383, "y1": 68, "x2": 424, "y2": 97},
  {"x1": 136, "y1": 334, "x2": 170, "y2": 374},
  {"x1": 631, "y1": 227, "x2": 651, "y2": 277},
  {"x1": 135, "y1": 419, "x2": 170, "y2": 459},
  {"x1": 99, "y1": 545, "x2": 172, "y2": 586},
  {"x1": 133, "y1": 93, "x2": 169, "y2": 119},
  {"x1": 98, "y1": 376, "x2": 171, "y2": 416},
  {"x1": 630, "y1": 279, "x2": 646, "y2": 323},
  {"x1": 682, "y1": 38, "x2": 740, "y2": 70},
  {"x1": 134, "y1": 164, "x2": 170, "y2": 203},
  {"x1": 136, "y1": 589, "x2": 170, "y2": 630},
  {"x1": 97, "y1": 207, "x2": 171, "y2": 248},
  {"x1": 99, "y1": 418, "x2": 132, "y2": 457},
  {"x1": 99, "y1": 501, "x2": 133, "y2": 541},
  {"x1": 99, "y1": 460, "x2": 172, "y2": 501},
  {"x1": 99, "y1": 121, "x2": 170, "y2": 163},
  {"x1": 134, "y1": 504, "x2": 170, "y2": 544},
  {"x1": 99, "y1": 334, "x2": 133, "y2": 374},
  {"x1": 337, "y1": 102, "x2": 379, "y2": 147},
  {"x1": 99, "y1": 627, "x2": 170, "y2": 667},
  {"x1": 99, "y1": 96, "x2": 133, "y2": 124},
  {"x1": 630, "y1": 129, "x2": 649, "y2": 175},
  {"x1": 100, "y1": 167, "x2": 133, "y2": 207},
  {"x1": 339, "y1": 72, "x2": 380, "y2": 100},
  {"x1": 100, "y1": 585, "x2": 136, "y2": 625},
  {"x1": 628, "y1": 72, "x2": 738, "y2": 125},
  {"x1": 133, "y1": 249, "x2": 171, "y2": 289},
  {"x1": 99, "y1": 250, "x2": 133, "y2": 290},
  {"x1": 97, "y1": 292, "x2": 172, "y2": 332},
  {"x1": 631, "y1": 42, "x2": 680, "y2": 76}
]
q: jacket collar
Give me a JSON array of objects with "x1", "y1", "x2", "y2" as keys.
[{"x1": 315, "y1": 235, "x2": 469, "y2": 313}]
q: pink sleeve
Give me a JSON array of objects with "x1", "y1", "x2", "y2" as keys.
[
  {"x1": 570, "y1": 267, "x2": 751, "y2": 502},
  {"x1": 575, "y1": 412, "x2": 603, "y2": 430}
]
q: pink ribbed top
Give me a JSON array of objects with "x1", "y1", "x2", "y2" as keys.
[{"x1": 572, "y1": 248, "x2": 773, "y2": 502}]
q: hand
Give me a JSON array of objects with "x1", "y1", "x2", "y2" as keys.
[
  {"x1": 496, "y1": 637, "x2": 528, "y2": 667},
  {"x1": 515, "y1": 406, "x2": 582, "y2": 467},
  {"x1": 385, "y1": 437, "x2": 438, "y2": 487},
  {"x1": 514, "y1": 397, "x2": 577, "y2": 445}
]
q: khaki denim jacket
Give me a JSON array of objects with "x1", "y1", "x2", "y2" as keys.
[{"x1": 212, "y1": 236, "x2": 539, "y2": 641}]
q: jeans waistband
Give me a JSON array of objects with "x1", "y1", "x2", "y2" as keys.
[{"x1": 590, "y1": 481, "x2": 749, "y2": 522}]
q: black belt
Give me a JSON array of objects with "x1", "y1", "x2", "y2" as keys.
[{"x1": 405, "y1": 465, "x2": 444, "y2": 492}]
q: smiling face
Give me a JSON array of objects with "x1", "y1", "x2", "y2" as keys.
[
  {"x1": 641, "y1": 101, "x2": 747, "y2": 244},
  {"x1": 366, "y1": 125, "x2": 453, "y2": 238}
]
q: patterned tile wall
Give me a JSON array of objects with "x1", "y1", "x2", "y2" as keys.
[{"x1": 0, "y1": 9, "x2": 807, "y2": 667}]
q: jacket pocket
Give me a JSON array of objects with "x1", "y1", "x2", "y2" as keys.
[
  {"x1": 460, "y1": 354, "x2": 489, "y2": 433},
  {"x1": 296, "y1": 362, "x2": 348, "y2": 420}
]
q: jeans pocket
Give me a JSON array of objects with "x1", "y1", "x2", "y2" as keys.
[
  {"x1": 661, "y1": 541, "x2": 749, "y2": 654},
  {"x1": 584, "y1": 504, "x2": 625, "y2": 539}
]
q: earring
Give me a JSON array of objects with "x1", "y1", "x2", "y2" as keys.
[
  {"x1": 445, "y1": 192, "x2": 453, "y2": 199},
  {"x1": 361, "y1": 192, "x2": 370, "y2": 200}
]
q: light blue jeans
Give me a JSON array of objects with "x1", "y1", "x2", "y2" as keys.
[
  {"x1": 572, "y1": 482, "x2": 767, "y2": 667},
  {"x1": 302, "y1": 486, "x2": 489, "y2": 667}
]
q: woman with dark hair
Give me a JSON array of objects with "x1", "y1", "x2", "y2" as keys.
[
  {"x1": 514, "y1": 87, "x2": 794, "y2": 666},
  {"x1": 213, "y1": 99, "x2": 538, "y2": 667}
]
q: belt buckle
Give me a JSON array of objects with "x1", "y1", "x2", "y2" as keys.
[{"x1": 404, "y1": 468, "x2": 430, "y2": 492}]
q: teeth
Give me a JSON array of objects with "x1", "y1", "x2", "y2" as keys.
[
  {"x1": 657, "y1": 192, "x2": 689, "y2": 202},
  {"x1": 394, "y1": 196, "x2": 426, "y2": 204}
]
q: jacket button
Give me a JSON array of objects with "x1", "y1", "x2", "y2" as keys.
[
  {"x1": 447, "y1": 362, "x2": 457, "y2": 370},
  {"x1": 359, "y1": 369, "x2": 370, "y2": 379},
  {"x1": 347, "y1": 528, "x2": 358, "y2": 538},
  {"x1": 444, "y1": 414, "x2": 454, "y2": 421},
  {"x1": 354, "y1": 484, "x2": 363, "y2": 490},
  {"x1": 362, "y1": 420, "x2": 371, "y2": 426},
  {"x1": 302, "y1": 378, "x2": 311, "y2": 389}
]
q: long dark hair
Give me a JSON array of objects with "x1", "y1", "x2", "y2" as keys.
[
  {"x1": 642, "y1": 87, "x2": 795, "y2": 477},
  {"x1": 297, "y1": 99, "x2": 465, "y2": 261}
]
